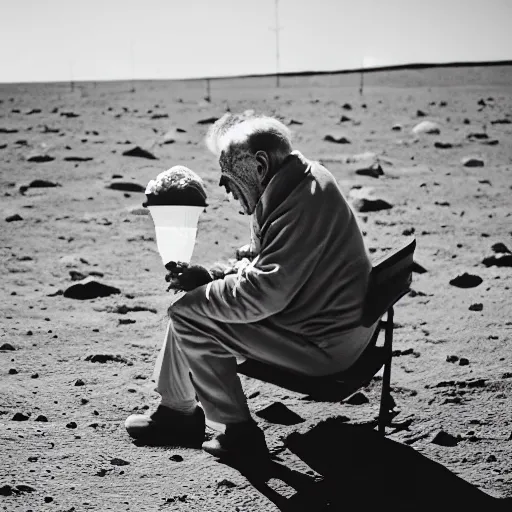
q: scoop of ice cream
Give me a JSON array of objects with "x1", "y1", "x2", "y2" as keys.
[{"x1": 143, "y1": 165, "x2": 207, "y2": 207}]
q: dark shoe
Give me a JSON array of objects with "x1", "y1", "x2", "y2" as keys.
[
  {"x1": 125, "y1": 405, "x2": 205, "y2": 446},
  {"x1": 202, "y1": 420, "x2": 270, "y2": 461}
]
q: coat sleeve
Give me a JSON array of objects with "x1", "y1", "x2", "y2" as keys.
[{"x1": 172, "y1": 205, "x2": 327, "y2": 324}]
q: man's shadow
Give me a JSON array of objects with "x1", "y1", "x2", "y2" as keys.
[{"x1": 220, "y1": 417, "x2": 510, "y2": 512}]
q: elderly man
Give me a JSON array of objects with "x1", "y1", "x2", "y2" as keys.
[{"x1": 125, "y1": 113, "x2": 378, "y2": 459}]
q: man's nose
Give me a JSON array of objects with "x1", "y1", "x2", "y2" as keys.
[{"x1": 219, "y1": 175, "x2": 230, "y2": 192}]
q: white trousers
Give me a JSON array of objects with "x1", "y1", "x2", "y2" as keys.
[{"x1": 153, "y1": 306, "x2": 378, "y2": 425}]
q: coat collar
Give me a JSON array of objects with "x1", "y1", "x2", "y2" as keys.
[{"x1": 255, "y1": 150, "x2": 311, "y2": 226}]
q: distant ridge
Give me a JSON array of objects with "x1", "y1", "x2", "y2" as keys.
[
  {"x1": 2, "y1": 59, "x2": 511, "y2": 85},
  {"x1": 206, "y1": 59, "x2": 512, "y2": 82}
]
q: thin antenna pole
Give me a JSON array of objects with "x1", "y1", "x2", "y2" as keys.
[
  {"x1": 205, "y1": 78, "x2": 211, "y2": 102},
  {"x1": 359, "y1": 57, "x2": 364, "y2": 96},
  {"x1": 274, "y1": 0, "x2": 280, "y2": 88},
  {"x1": 130, "y1": 40, "x2": 135, "y2": 93}
]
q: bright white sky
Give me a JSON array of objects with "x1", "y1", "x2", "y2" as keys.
[{"x1": 1, "y1": 0, "x2": 511, "y2": 83}]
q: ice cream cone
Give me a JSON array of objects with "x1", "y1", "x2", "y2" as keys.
[{"x1": 148, "y1": 205, "x2": 204, "y2": 266}]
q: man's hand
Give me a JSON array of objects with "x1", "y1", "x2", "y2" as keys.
[
  {"x1": 236, "y1": 244, "x2": 257, "y2": 261},
  {"x1": 165, "y1": 262, "x2": 213, "y2": 292}
]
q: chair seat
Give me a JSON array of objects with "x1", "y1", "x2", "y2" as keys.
[{"x1": 237, "y1": 345, "x2": 388, "y2": 401}]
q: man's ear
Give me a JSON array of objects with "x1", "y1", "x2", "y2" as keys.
[{"x1": 255, "y1": 151, "x2": 270, "y2": 184}]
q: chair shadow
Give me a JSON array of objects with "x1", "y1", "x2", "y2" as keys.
[{"x1": 221, "y1": 417, "x2": 510, "y2": 511}]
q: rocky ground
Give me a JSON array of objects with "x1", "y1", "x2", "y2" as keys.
[{"x1": 1, "y1": 64, "x2": 511, "y2": 511}]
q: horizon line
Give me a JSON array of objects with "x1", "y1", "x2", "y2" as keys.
[{"x1": 1, "y1": 58, "x2": 511, "y2": 86}]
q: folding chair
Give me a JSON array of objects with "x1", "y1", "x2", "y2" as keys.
[{"x1": 237, "y1": 238, "x2": 416, "y2": 435}]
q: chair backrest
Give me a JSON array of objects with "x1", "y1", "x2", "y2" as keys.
[{"x1": 360, "y1": 238, "x2": 416, "y2": 327}]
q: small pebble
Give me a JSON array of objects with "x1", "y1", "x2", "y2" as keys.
[
  {"x1": 66, "y1": 421, "x2": 77, "y2": 429},
  {"x1": 74, "y1": 379, "x2": 85, "y2": 386},
  {"x1": 459, "y1": 358, "x2": 470, "y2": 366}
]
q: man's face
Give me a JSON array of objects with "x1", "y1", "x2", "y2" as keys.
[{"x1": 218, "y1": 148, "x2": 262, "y2": 215}]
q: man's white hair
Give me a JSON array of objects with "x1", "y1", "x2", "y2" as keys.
[{"x1": 206, "y1": 113, "x2": 292, "y2": 158}]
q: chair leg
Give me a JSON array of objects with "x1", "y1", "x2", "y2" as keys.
[{"x1": 378, "y1": 307, "x2": 394, "y2": 435}]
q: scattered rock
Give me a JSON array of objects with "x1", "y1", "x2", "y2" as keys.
[
  {"x1": 197, "y1": 117, "x2": 219, "y2": 125},
  {"x1": 119, "y1": 318, "x2": 136, "y2": 325},
  {"x1": 467, "y1": 132, "x2": 488, "y2": 140},
  {"x1": 490, "y1": 118, "x2": 511, "y2": 125},
  {"x1": 16, "y1": 484, "x2": 36, "y2": 493},
  {"x1": 85, "y1": 354, "x2": 128, "y2": 364},
  {"x1": 416, "y1": 109, "x2": 426, "y2": 117},
  {"x1": 69, "y1": 270, "x2": 87, "y2": 281},
  {"x1": 63, "y1": 278, "x2": 121, "y2": 300},
  {"x1": 0, "y1": 343, "x2": 16, "y2": 351},
  {"x1": 110, "y1": 458, "x2": 130, "y2": 466},
  {"x1": 288, "y1": 119, "x2": 303, "y2": 125},
  {"x1": 411, "y1": 121, "x2": 440, "y2": 135},
  {"x1": 5, "y1": 213, "x2": 23, "y2": 222},
  {"x1": 411, "y1": 261, "x2": 427, "y2": 274},
  {"x1": 355, "y1": 162, "x2": 384, "y2": 178},
  {"x1": 217, "y1": 479, "x2": 236, "y2": 488},
  {"x1": 349, "y1": 187, "x2": 393, "y2": 212},
  {"x1": 324, "y1": 132, "x2": 351, "y2": 144},
  {"x1": 122, "y1": 146, "x2": 157, "y2": 160},
  {"x1": 169, "y1": 454, "x2": 183, "y2": 462},
  {"x1": 469, "y1": 303, "x2": 483, "y2": 311},
  {"x1": 44, "y1": 496, "x2": 54, "y2": 503},
  {"x1": 486, "y1": 454, "x2": 497, "y2": 463},
  {"x1": 461, "y1": 156, "x2": 484, "y2": 167},
  {"x1": 449, "y1": 273, "x2": 482, "y2": 288},
  {"x1": 151, "y1": 113, "x2": 168, "y2": 119},
  {"x1": 491, "y1": 243, "x2": 511, "y2": 254},
  {"x1": 446, "y1": 355, "x2": 459, "y2": 363},
  {"x1": 339, "y1": 115, "x2": 351, "y2": 123},
  {"x1": 482, "y1": 253, "x2": 512, "y2": 268},
  {"x1": 27, "y1": 154, "x2": 55, "y2": 163},
  {"x1": 35, "y1": 415, "x2": 48, "y2": 422},
  {"x1": 107, "y1": 181, "x2": 145, "y2": 193},
  {"x1": 63, "y1": 156, "x2": 94, "y2": 162},
  {"x1": 8, "y1": 368, "x2": 18, "y2": 375},
  {"x1": 0, "y1": 128, "x2": 19, "y2": 133},
  {"x1": 74, "y1": 379, "x2": 85, "y2": 386},
  {"x1": 60, "y1": 111, "x2": 80, "y2": 118},
  {"x1": 42, "y1": 125, "x2": 59, "y2": 133},
  {"x1": 59, "y1": 254, "x2": 89, "y2": 267},
  {"x1": 66, "y1": 421, "x2": 77, "y2": 429},
  {"x1": 0, "y1": 485, "x2": 13, "y2": 496},
  {"x1": 431, "y1": 430, "x2": 459, "y2": 447},
  {"x1": 342, "y1": 103, "x2": 352, "y2": 110},
  {"x1": 129, "y1": 207, "x2": 150, "y2": 216},
  {"x1": 434, "y1": 141, "x2": 453, "y2": 149},
  {"x1": 459, "y1": 358, "x2": 469, "y2": 366},
  {"x1": 481, "y1": 139, "x2": 499, "y2": 146},
  {"x1": 391, "y1": 124, "x2": 402, "y2": 131},
  {"x1": 12, "y1": 412, "x2": 29, "y2": 421},
  {"x1": 345, "y1": 391, "x2": 369, "y2": 405},
  {"x1": 255, "y1": 402, "x2": 304, "y2": 425}
]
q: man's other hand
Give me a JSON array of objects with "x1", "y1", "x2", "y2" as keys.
[
  {"x1": 236, "y1": 244, "x2": 257, "y2": 261},
  {"x1": 165, "y1": 262, "x2": 213, "y2": 292}
]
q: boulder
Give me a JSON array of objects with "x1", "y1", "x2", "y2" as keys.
[
  {"x1": 431, "y1": 430, "x2": 459, "y2": 447},
  {"x1": 434, "y1": 141, "x2": 453, "y2": 149},
  {"x1": 349, "y1": 187, "x2": 393, "y2": 212},
  {"x1": 27, "y1": 154, "x2": 54, "y2": 163},
  {"x1": 63, "y1": 156, "x2": 93, "y2": 162},
  {"x1": 5, "y1": 214, "x2": 23, "y2": 222},
  {"x1": 324, "y1": 132, "x2": 351, "y2": 144},
  {"x1": 107, "y1": 181, "x2": 145, "y2": 193},
  {"x1": 411, "y1": 121, "x2": 441, "y2": 135},
  {"x1": 63, "y1": 277, "x2": 121, "y2": 300},
  {"x1": 255, "y1": 402, "x2": 304, "y2": 425},
  {"x1": 197, "y1": 117, "x2": 219, "y2": 125},
  {"x1": 122, "y1": 146, "x2": 157, "y2": 160},
  {"x1": 449, "y1": 273, "x2": 482, "y2": 288},
  {"x1": 461, "y1": 157, "x2": 484, "y2": 167},
  {"x1": 355, "y1": 162, "x2": 384, "y2": 178}
]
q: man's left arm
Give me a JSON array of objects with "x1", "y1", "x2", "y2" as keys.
[{"x1": 172, "y1": 205, "x2": 327, "y2": 324}]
